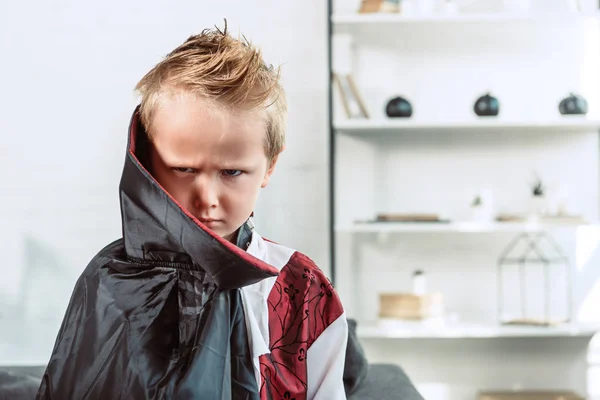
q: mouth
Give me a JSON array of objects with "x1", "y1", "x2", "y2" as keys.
[{"x1": 198, "y1": 218, "x2": 222, "y2": 226}]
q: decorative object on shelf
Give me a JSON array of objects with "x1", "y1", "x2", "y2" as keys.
[
  {"x1": 412, "y1": 270, "x2": 426, "y2": 295},
  {"x1": 332, "y1": 34, "x2": 368, "y2": 119},
  {"x1": 385, "y1": 96, "x2": 413, "y2": 118},
  {"x1": 558, "y1": 92, "x2": 588, "y2": 115},
  {"x1": 379, "y1": 292, "x2": 445, "y2": 320},
  {"x1": 528, "y1": 173, "x2": 548, "y2": 219},
  {"x1": 495, "y1": 213, "x2": 586, "y2": 224},
  {"x1": 358, "y1": 0, "x2": 401, "y2": 13},
  {"x1": 474, "y1": 92, "x2": 500, "y2": 117},
  {"x1": 469, "y1": 189, "x2": 495, "y2": 223},
  {"x1": 374, "y1": 213, "x2": 449, "y2": 223},
  {"x1": 333, "y1": 73, "x2": 370, "y2": 119},
  {"x1": 496, "y1": 232, "x2": 572, "y2": 326},
  {"x1": 382, "y1": 0, "x2": 401, "y2": 13},
  {"x1": 358, "y1": 0, "x2": 383, "y2": 13},
  {"x1": 478, "y1": 390, "x2": 584, "y2": 400}
]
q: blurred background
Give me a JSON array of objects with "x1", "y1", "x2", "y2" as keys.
[{"x1": 2, "y1": 0, "x2": 600, "y2": 399}]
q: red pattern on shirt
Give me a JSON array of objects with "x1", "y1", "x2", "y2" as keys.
[{"x1": 258, "y1": 252, "x2": 344, "y2": 400}]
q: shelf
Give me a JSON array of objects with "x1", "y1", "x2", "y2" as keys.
[
  {"x1": 337, "y1": 221, "x2": 599, "y2": 233},
  {"x1": 357, "y1": 321, "x2": 600, "y2": 339},
  {"x1": 334, "y1": 118, "x2": 600, "y2": 136},
  {"x1": 332, "y1": 12, "x2": 600, "y2": 26}
]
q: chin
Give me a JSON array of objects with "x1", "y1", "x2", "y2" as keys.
[
  {"x1": 221, "y1": 230, "x2": 237, "y2": 243},
  {"x1": 195, "y1": 218, "x2": 239, "y2": 243}
]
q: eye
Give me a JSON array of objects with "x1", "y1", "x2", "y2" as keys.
[
  {"x1": 222, "y1": 169, "x2": 242, "y2": 177},
  {"x1": 173, "y1": 167, "x2": 196, "y2": 174}
]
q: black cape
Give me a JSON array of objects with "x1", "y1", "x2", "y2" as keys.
[{"x1": 36, "y1": 109, "x2": 279, "y2": 400}]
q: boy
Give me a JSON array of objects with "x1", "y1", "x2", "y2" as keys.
[{"x1": 36, "y1": 23, "x2": 348, "y2": 400}]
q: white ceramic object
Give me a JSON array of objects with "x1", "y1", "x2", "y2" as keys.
[
  {"x1": 469, "y1": 189, "x2": 495, "y2": 223},
  {"x1": 412, "y1": 271, "x2": 427, "y2": 295}
]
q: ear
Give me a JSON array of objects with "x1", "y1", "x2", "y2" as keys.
[{"x1": 261, "y1": 153, "x2": 280, "y2": 188}]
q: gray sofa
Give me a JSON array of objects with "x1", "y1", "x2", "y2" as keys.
[
  {"x1": 345, "y1": 319, "x2": 424, "y2": 400},
  {"x1": 0, "y1": 319, "x2": 424, "y2": 400},
  {"x1": 0, "y1": 367, "x2": 42, "y2": 400}
]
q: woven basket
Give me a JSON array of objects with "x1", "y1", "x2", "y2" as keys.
[{"x1": 378, "y1": 292, "x2": 444, "y2": 320}]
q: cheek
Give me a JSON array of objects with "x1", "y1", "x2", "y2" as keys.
[{"x1": 224, "y1": 177, "x2": 262, "y2": 204}]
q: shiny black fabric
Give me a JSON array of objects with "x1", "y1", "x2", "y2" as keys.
[{"x1": 36, "y1": 110, "x2": 279, "y2": 399}]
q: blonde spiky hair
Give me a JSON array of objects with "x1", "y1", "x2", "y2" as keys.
[{"x1": 135, "y1": 21, "x2": 287, "y2": 162}]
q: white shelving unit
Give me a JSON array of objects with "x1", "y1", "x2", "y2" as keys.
[
  {"x1": 357, "y1": 322, "x2": 600, "y2": 339},
  {"x1": 335, "y1": 118, "x2": 600, "y2": 136},
  {"x1": 337, "y1": 221, "x2": 600, "y2": 233},
  {"x1": 332, "y1": 12, "x2": 600, "y2": 25},
  {"x1": 330, "y1": 1, "x2": 600, "y2": 398}
]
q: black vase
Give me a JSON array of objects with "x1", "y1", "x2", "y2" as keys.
[
  {"x1": 474, "y1": 93, "x2": 500, "y2": 117},
  {"x1": 559, "y1": 93, "x2": 588, "y2": 115},
  {"x1": 385, "y1": 96, "x2": 412, "y2": 118}
]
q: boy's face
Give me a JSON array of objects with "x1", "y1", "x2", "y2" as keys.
[{"x1": 148, "y1": 94, "x2": 278, "y2": 242}]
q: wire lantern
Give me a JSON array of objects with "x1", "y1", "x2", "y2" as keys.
[{"x1": 497, "y1": 232, "x2": 572, "y2": 326}]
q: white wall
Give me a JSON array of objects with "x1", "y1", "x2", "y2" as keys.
[{"x1": 0, "y1": 0, "x2": 330, "y2": 364}]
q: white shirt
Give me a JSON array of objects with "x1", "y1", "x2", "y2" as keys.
[{"x1": 240, "y1": 231, "x2": 348, "y2": 400}]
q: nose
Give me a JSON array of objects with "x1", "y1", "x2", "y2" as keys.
[{"x1": 192, "y1": 176, "x2": 219, "y2": 211}]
